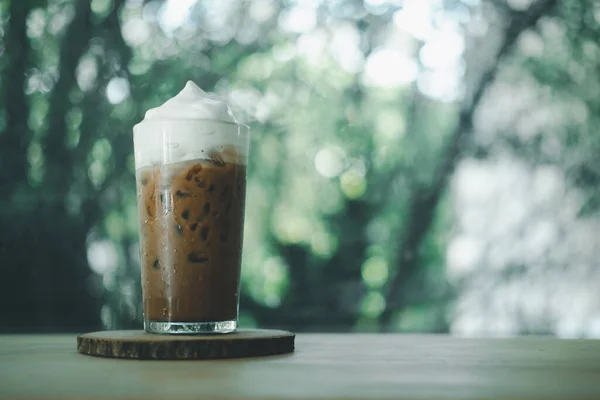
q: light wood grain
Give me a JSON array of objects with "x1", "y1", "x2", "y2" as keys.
[
  {"x1": 1, "y1": 334, "x2": 600, "y2": 399},
  {"x1": 77, "y1": 329, "x2": 295, "y2": 359}
]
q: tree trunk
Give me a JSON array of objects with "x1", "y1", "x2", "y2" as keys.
[{"x1": 0, "y1": 0, "x2": 32, "y2": 199}]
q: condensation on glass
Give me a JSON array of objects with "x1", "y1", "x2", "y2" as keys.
[{"x1": 133, "y1": 120, "x2": 250, "y2": 334}]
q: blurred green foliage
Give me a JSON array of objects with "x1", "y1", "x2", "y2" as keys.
[{"x1": 1, "y1": 0, "x2": 598, "y2": 334}]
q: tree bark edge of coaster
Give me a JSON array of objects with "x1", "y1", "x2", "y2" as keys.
[{"x1": 76, "y1": 329, "x2": 295, "y2": 360}]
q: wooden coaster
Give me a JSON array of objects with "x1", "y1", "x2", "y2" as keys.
[{"x1": 77, "y1": 329, "x2": 295, "y2": 360}]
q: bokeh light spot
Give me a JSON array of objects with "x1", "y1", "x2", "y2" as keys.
[
  {"x1": 361, "y1": 256, "x2": 389, "y2": 289},
  {"x1": 361, "y1": 291, "x2": 386, "y2": 318},
  {"x1": 363, "y1": 48, "x2": 417, "y2": 87},
  {"x1": 315, "y1": 146, "x2": 346, "y2": 178},
  {"x1": 106, "y1": 77, "x2": 130, "y2": 104},
  {"x1": 340, "y1": 169, "x2": 367, "y2": 199},
  {"x1": 87, "y1": 240, "x2": 119, "y2": 275}
]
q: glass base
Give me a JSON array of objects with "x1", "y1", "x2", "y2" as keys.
[{"x1": 145, "y1": 320, "x2": 237, "y2": 335}]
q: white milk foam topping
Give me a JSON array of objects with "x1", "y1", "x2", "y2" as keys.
[
  {"x1": 143, "y1": 81, "x2": 237, "y2": 123},
  {"x1": 133, "y1": 81, "x2": 247, "y2": 168}
]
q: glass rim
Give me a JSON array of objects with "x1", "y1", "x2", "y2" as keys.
[{"x1": 134, "y1": 118, "x2": 250, "y2": 131}]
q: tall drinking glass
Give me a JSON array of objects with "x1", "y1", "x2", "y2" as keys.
[{"x1": 133, "y1": 118, "x2": 249, "y2": 334}]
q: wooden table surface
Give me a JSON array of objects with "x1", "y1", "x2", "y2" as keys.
[{"x1": 1, "y1": 333, "x2": 600, "y2": 399}]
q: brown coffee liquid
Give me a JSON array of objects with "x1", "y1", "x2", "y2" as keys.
[{"x1": 136, "y1": 158, "x2": 246, "y2": 322}]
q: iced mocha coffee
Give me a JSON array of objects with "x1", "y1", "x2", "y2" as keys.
[{"x1": 133, "y1": 81, "x2": 250, "y2": 334}]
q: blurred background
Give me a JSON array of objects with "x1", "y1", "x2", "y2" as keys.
[{"x1": 1, "y1": 0, "x2": 599, "y2": 336}]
